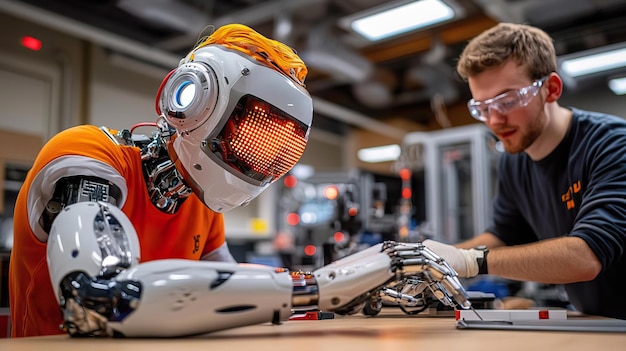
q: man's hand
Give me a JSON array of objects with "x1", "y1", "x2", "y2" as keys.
[{"x1": 421, "y1": 240, "x2": 488, "y2": 278}]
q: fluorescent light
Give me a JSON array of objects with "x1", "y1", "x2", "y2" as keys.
[
  {"x1": 609, "y1": 77, "x2": 626, "y2": 95},
  {"x1": 358, "y1": 144, "x2": 401, "y2": 163},
  {"x1": 291, "y1": 164, "x2": 315, "y2": 179},
  {"x1": 343, "y1": 0, "x2": 456, "y2": 41},
  {"x1": 560, "y1": 46, "x2": 626, "y2": 77}
]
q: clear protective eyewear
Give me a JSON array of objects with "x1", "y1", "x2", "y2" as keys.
[{"x1": 467, "y1": 76, "x2": 548, "y2": 122}]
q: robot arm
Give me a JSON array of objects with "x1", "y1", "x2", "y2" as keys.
[
  {"x1": 294, "y1": 241, "x2": 471, "y2": 316},
  {"x1": 48, "y1": 201, "x2": 293, "y2": 337},
  {"x1": 48, "y1": 202, "x2": 470, "y2": 338}
]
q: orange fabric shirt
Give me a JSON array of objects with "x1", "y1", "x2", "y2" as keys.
[{"x1": 9, "y1": 125, "x2": 226, "y2": 337}]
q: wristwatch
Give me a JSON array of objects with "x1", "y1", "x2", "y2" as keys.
[{"x1": 475, "y1": 245, "x2": 489, "y2": 275}]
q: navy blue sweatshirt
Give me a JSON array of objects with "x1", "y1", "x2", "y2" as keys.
[{"x1": 486, "y1": 107, "x2": 626, "y2": 319}]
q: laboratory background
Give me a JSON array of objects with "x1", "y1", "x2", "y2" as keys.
[{"x1": 0, "y1": 0, "x2": 625, "y2": 344}]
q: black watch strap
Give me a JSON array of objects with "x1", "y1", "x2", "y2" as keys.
[{"x1": 475, "y1": 246, "x2": 489, "y2": 275}]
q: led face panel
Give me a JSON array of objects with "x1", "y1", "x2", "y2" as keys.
[{"x1": 211, "y1": 95, "x2": 309, "y2": 183}]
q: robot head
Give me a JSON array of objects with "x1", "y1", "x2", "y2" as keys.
[{"x1": 156, "y1": 24, "x2": 313, "y2": 212}]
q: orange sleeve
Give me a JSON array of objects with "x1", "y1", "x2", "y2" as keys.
[{"x1": 201, "y1": 211, "x2": 226, "y2": 257}]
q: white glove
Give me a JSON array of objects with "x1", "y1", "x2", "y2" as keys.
[{"x1": 421, "y1": 240, "x2": 488, "y2": 278}]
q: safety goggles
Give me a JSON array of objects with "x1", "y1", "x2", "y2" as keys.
[{"x1": 467, "y1": 76, "x2": 548, "y2": 122}]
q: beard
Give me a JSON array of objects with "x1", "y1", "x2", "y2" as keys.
[{"x1": 500, "y1": 109, "x2": 546, "y2": 154}]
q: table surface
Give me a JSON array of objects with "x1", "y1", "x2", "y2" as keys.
[{"x1": 2, "y1": 309, "x2": 626, "y2": 351}]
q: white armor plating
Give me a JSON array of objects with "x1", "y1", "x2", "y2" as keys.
[
  {"x1": 48, "y1": 202, "x2": 293, "y2": 337},
  {"x1": 47, "y1": 202, "x2": 141, "y2": 301},
  {"x1": 314, "y1": 244, "x2": 395, "y2": 311},
  {"x1": 48, "y1": 202, "x2": 472, "y2": 337},
  {"x1": 110, "y1": 260, "x2": 293, "y2": 337}
]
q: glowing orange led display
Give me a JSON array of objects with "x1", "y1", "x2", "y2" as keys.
[{"x1": 227, "y1": 98, "x2": 308, "y2": 181}]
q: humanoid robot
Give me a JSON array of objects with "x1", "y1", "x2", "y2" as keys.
[{"x1": 38, "y1": 24, "x2": 472, "y2": 337}]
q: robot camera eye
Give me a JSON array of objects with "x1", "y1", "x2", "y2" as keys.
[{"x1": 174, "y1": 80, "x2": 196, "y2": 109}]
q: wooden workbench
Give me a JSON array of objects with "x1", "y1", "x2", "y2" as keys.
[{"x1": 1, "y1": 309, "x2": 625, "y2": 351}]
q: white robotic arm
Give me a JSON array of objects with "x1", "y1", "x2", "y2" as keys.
[
  {"x1": 78, "y1": 260, "x2": 293, "y2": 337},
  {"x1": 311, "y1": 241, "x2": 471, "y2": 316},
  {"x1": 47, "y1": 202, "x2": 471, "y2": 337},
  {"x1": 48, "y1": 202, "x2": 293, "y2": 337}
]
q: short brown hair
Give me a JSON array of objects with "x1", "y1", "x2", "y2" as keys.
[{"x1": 456, "y1": 23, "x2": 556, "y2": 81}]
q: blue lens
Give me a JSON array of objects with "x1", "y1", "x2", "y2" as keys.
[{"x1": 174, "y1": 81, "x2": 196, "y2": 108}]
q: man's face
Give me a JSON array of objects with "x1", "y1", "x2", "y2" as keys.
[{"x1": 467, "y1": 60, "x2": 547, "y2": 154}]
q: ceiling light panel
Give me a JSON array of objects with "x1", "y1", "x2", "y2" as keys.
[
  {"x1": 357, "y1": 144, "x2": 401, "y2": 163},
  {"x1": 560, "y1": 44, "x2": 626, "y2": 78},
  {"x1": 340, "y1": 0, "x2": 462, "y2": 42},
  {"x1": 608, "y1": 77, "x2": 626, "y2": 95}
]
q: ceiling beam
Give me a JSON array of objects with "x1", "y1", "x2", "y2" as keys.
[
  {"x1": 0, "y1": 0, "x2": 405, "y2": 138},
  {"x1": 362, "y1": 15, "x2": 498, "y2": 63}
]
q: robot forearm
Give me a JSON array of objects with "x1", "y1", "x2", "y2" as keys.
[
  {"x1": 295, "y1": 241, "x2": 471, "y2": 315},
  {"x1": 56, "y1": 259, "x2": 294, "y2": 337},
  {"x1": 308, "y1": 244, "x2": 395, "y2": 312},
  {"x1": 109, "y1": 260, "x2": 293, "y2": 337},
  {"x1": 49, "y1": 202, "x2": 294, "y2": 337}
]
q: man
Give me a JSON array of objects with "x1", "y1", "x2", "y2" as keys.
[
  {"x1": 9, "y1": 23, "x2": 313, "y2": 337},
  {"x1": 423, "y1": 22, "x2": 626, "y2": 319}
]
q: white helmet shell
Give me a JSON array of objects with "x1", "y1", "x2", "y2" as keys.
[{"x1": 160, "y1": 45, "x2": 313, "y2": 212}]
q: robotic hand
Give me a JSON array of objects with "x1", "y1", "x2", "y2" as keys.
[
  {"x1": 309, "y1": 241, "x2": 472, "y2": 317},
  {"x1": 48, "y1": 202, "x2": 472, "y2": 338}
]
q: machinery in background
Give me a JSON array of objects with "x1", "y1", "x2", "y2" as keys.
[
  {"x1": 274, "y1": 123, "x2": 500, "y2": 270},
  {"x1": 402, "y1": 124, "x2": 500, "y2": 244},
  {"x1": 275, "y1": 169, "x2": 420, "y2": 271},
  {"x1": 272, "y1": 166, "x2": 498, "y2": 316}
]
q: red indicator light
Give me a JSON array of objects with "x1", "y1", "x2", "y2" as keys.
[
  {"x1": 399, "y1": 168, "x2": 411, "y2": 180},
  {"x1": 286, "y1": 213, "x2": 300, "y2": 226},
  {"x1": 304, "y1": 244, "x2": 316, "y2": 256},
  {"x1": 21, "y1": 36, "x2": 42, "y2": 51},
  {"x1": 402, "y1": 187, "x2": 412, "y2": 199},
  {"x1": 283, "y1": 174, "x2": 297, "y2": 188},
  {"x1": 348, "y1": 207, "x2": 358, "y2": 217},
  {"x1": 333, "y1": 231, "x2": 345, "y2": 242}
]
